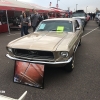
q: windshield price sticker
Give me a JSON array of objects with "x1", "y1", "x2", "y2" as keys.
[
  {"x1": 57, "y1": 26, "x2": 64, "y2": 32},
  {"x1": 39, "y1": 23, "x2": 46, "y2": 29}
]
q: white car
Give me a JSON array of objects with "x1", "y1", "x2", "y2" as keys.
[
  {"x1": 73, "y1": 18, "x2": 85, "y2": 31},
  {"x1": 95, "y1": 13, "x2": 100, "y2": 23},
  {"x1": 72, "y1": 12, "x2": 87, "y2": 26}
]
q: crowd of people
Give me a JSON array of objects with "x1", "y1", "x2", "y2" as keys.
[
  {"x1": 19, "y1": 9, "x2": 49, "y2": 36},
  {"x1": 88, "y1": 13, "x2": 96, "y2": 20}
]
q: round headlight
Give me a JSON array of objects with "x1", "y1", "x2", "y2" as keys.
[
  {"x1": 60, "y1": 51, "x2": 68, "y2": 57},
  {"x1": 8, "y1": 48, "x2": 12, "y2": 52}
]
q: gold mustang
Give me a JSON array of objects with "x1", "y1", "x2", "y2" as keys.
[{"x1": 6, "y1": 18, "x2": 83, "y2": 72}]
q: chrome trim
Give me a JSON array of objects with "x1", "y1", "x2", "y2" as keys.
[
  {"x1": 74, "y1": 39, "x2": 80, "y2": 52},
  {"x1": 6, "y1": 54, "x2": 73, "y2": 64},
  {"x1": 14, "y1": 55, "x2": 54, "y2": 61}
]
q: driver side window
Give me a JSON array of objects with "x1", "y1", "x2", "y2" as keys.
[{"x1": 75, "y1": 20, "x2": 79, "y2": 31}]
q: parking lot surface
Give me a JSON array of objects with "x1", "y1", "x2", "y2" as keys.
[{"x1": 0, "y1": 20, "x2": 100, "y2": 100}]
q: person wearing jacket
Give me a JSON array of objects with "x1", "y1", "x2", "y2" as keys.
[
  {"x1": 31, "y1": 9, "x2": 39, "y2": 32},
  {"x1": 20, "y1": 12, "x2": 29, "y2": 36}
]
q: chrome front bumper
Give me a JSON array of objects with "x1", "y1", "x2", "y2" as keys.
[{"x1": 6, "y1": 54, "x2": 73, "y2": 64}]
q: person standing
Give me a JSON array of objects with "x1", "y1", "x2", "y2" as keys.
[
  {"x1": 90, "y1": 13, "x2": 93, "y2": 20},
  {"x1": 20, "y1": 12, "x2": 29, "y2": 36},
  {"x1": 36, "y1": 13, "x2": 44, "y2": 26},
  {"x1": 31, "y1": 9, "x2": 39, "y2": 32},
  {"x1": 43, "y1": 13, "x2": 48, "y2": 20},
  {"x1": 93, "y1": 13, "x2": 96, "y2": 20}
]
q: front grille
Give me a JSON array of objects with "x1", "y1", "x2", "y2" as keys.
[{"x1": 12, "y1": 49, "x2": 54, "y2": 60}]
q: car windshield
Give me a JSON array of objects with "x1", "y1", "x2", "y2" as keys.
[
  {"x1": 36, "y1": 20, "x2": 73, "y2": 32},
  {"x1": 72, "y1": 13, "x2": 85, "y2": 17}
]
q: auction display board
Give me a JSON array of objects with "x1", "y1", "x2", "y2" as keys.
[{"x1": 14, "y1": 61, "x2": 45, "y2": 89}]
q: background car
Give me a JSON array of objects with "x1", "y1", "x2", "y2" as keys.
[
  {"x1": 72, "y1": 10, "x2": 87, "y2": 26},
  {"x1": 95, "y1": 13, "x2": 100, "y2": 23},
  {"x1": 86, "y1": 14, "x2": 90, "y2": 21},
  {"x1": 73, "y1": 18, "x2": 85, "y2": 31}
]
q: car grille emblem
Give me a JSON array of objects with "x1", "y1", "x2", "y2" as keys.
[{"x1": 30, "y1": 51, "x2": 38, "y2": 55}]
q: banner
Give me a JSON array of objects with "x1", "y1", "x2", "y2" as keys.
[{"x1": 14, "y1": 61, "x2": 45, "y2": 89}]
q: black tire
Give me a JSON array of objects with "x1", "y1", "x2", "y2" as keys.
[
  {"x1": 64, "y1": 53, "x2": 75, "y2": 72},
  {"x1": 78, "y1": 39, "x2": 81, "y2": 46}
]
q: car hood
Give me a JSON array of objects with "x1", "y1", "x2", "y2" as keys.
[{"x1": 7, "y1": 32, "x2": 74, "y2": 51}]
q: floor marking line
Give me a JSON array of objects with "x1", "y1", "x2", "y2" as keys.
[{"x1": 82, "y1": 27, "x2": 98, "y2": 38}]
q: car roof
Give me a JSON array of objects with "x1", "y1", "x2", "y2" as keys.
[
  {"x1": 43, "y1": 18, "x2": 75, "y2": 22},
  {"x1": 76, "y1": 10, "x2": 85, "y2": 13},
  {"x1": 72, "y1": 12, "x2": 85, "y2": 14},
  {"x1": 73, "y1": 18, "x2": 81, "y2": 20}
]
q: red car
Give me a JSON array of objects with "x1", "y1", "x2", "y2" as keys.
[{"x1": 86, "y1": 14, "x2": 90, "y2": 21}]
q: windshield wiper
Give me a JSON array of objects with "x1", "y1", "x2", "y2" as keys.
[{"x1": 51, "y1": 29, "x2": 62, "y2": 31}]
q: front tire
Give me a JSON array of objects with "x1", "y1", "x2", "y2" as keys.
[{"x1": 64, "y1": 53, "x2": 75, "y2": 72}]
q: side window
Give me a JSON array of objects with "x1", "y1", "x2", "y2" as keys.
[
  {"x1": 74, "y1": 20, "x2": 80, "y2": 31},
  {"x1": 75, "y1": 20, "x2": 79, "y2": 28}
]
